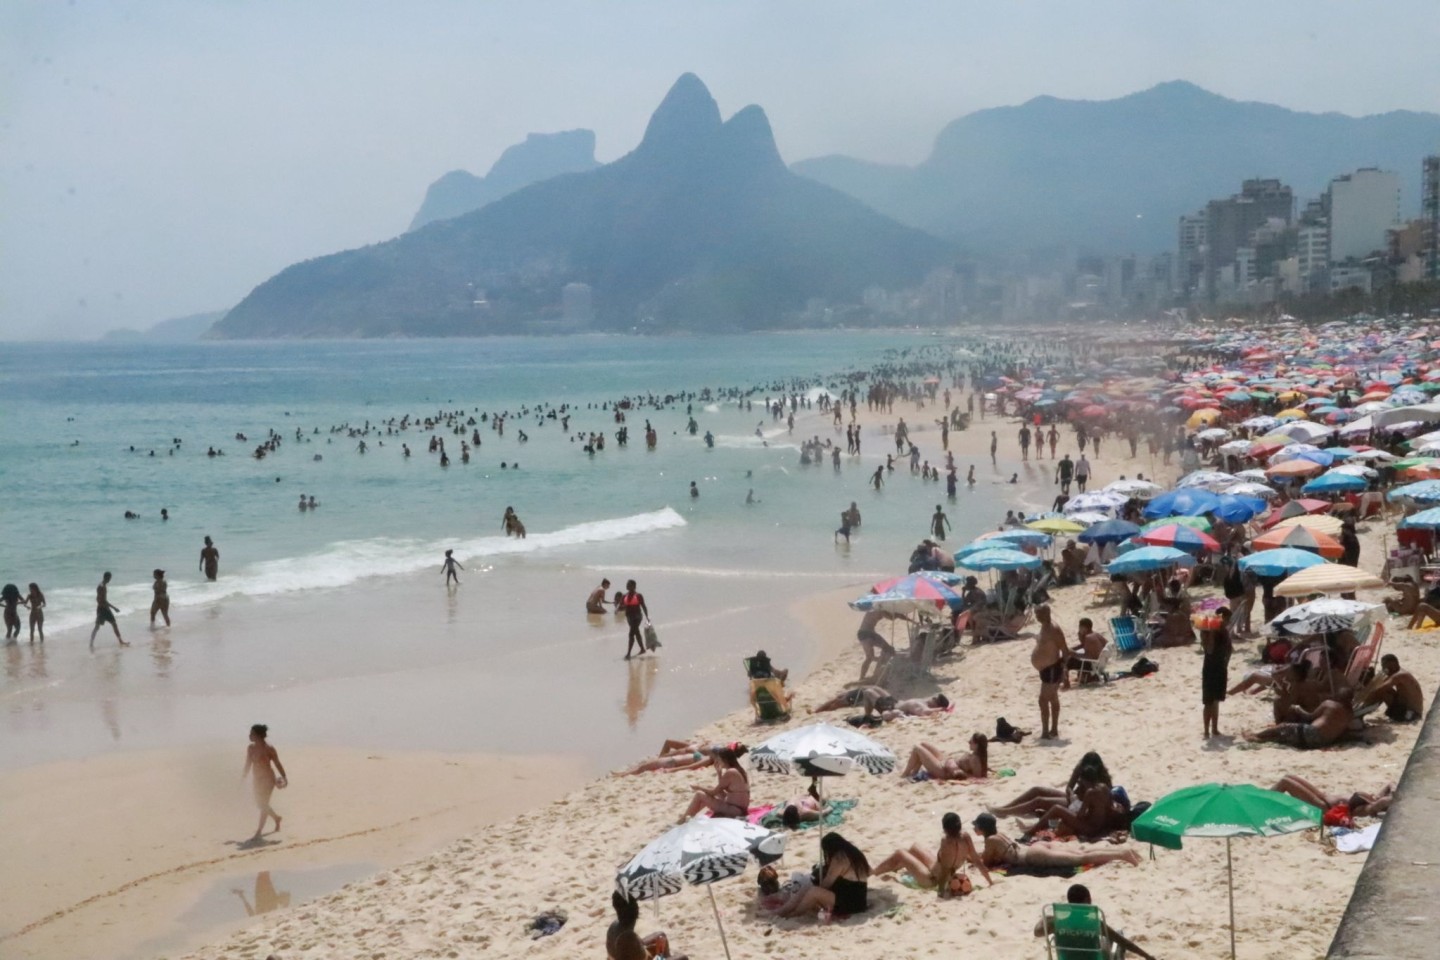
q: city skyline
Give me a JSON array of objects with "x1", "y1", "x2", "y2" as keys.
[{"x1": 3, "y1": 0, "x2": 1439, "y2": 339}]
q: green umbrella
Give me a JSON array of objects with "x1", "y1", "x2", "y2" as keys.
[
  {"x1": 1140, "y1": 515, "x2": 1212, "y2": 534},
  {"x1": 1131, "y1": 783, "x2": 1320, "y2": 959}
]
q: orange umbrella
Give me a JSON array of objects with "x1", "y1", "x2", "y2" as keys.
[
  {"x1": 1266, "y1": 460, "x2": 1324, "y2": 478},
  {"x1": 1250, "y1": 525, "x2": 1344, "y2": 558}
]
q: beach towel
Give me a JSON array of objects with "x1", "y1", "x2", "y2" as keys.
[
  {"x1": 745, "y1": 804, "x2": 776, "y2": 825},
  {"x1": 759, "y1": 798, "x2": 858, "y2": 831},
  {"x1": 1330, "y1": 822, "x2": 1382, "y2": 853}
]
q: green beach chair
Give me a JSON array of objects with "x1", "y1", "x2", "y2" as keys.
[{"x1": 1042, "y1": 902, "x2": 1110, "y2": 959}]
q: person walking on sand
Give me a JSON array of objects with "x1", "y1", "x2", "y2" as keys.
[
  {"x1": 1055, "y1": 454, "x2": 1074, "y2": 495},
  {"x1": 1031, "y1": 604, "x2": 1066, "y2": 739},
  {"x1": 199, "y1": 535, "x2": 220, "y2": 581},
  {"x1": 89, "y1": 572, "x2": 127, "y2": 648},
  {"x1": 242, "y1": 723, "x2": 287, "y2": 841},
  {"x1": 150, "y1": 569, "x2": 171, "y2": 627},
  {"x1": 1075, "y1": 453, "x2": 1092, "y2": 493},
  {"x1": 930, "y1": 504, "x2": 950, "y2": 541},
  {"x1": 1201, "y1": 606, "x2": 1232, "y2": 738},
  {"x1": 989, "y1": 431, "x2": 998, "y2": 466},
  {"x1": 25, "y1": 582, "x2": 46, "y2": 642},
  {"x1": 620, "y1": 579, "x2": 651, "y2": 659},
  {"x1": 1018, "y1": 424, "x2": 1031, "y2": 462},
  {"x1": 441, "y1": 549, "x2": 464, "y2": 586}
]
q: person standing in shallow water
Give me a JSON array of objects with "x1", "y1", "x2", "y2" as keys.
[
  {"x1": 90, "y1": 571, "x2": 127, "y2": 648},
  {"x1": 150, "y1": 569, "x2": 171, "y2": 626},
  {"x1": 930, "y1": 505, "x2": 950, "y2": 541},
  {"x1": 242, "y1": 723, "x2": 287, "y2": 841},
  {"x1": 620, "y1": 579, "x2": 650, "y2": 660},
  {"x1": 441, "y1": 550, "x2": 464, "y2": 586},
  {"x1": 200, "y1": 535, "x2": 220, "y2": 581}
]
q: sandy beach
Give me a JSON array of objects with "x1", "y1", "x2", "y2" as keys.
[{"x1": 150, "y1": 385, "x2": 1430, "y2": 960}]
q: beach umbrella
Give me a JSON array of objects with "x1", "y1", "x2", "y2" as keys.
[
  {"x1": 1217, "y1": 439, "x2": 1254, "y2": 456},
  {"x1": 1300, "y1": 472, "x2": 1367, "y2": 495},
  {"x1": 869, "y1": 571, "x2": 965, "y2": 593},
  {"x1": 1274, "y1": 563, "x2": 1384, "y2": 597},
  {"x1": 1239, "y1": 415, "x2": 1280, "y2": 431},
  {"x1": 1105, "y1": 546, "x2": 1195, "y2": 575},
  {"x1": 1387, "y1": 479, "x2": 1440, "y2": 503},
  {"x1": 1271, "y1": 514, "x2": 1344, "y2": 536},
  {"x1": 1141, "y1": 515, "x2": 1212, "y2": 533},
  {"x1": 1024, "y1": 517, "x2": 1084, "y2": 535},
  {"x1": 1177, "y1": 470, "x2": 1238, "y2": 490},
  {"x1": 1135, "y1": 523, "x2": 1220, "y2": 554},
  {"x1": 1269, "y1": 597, "x2": 1382, "y2": 636},
  {"x1": 1064, "y1": 491, "x2": 1128, "y2": 514},
  {"x1": 1195, "y1": 427, "x2": 1231, "y2": 441},
  {"x1": 1142, "y1": 488, "x2": 1221, "y2": 519},
  {"x1": 1065, "y1": 510, "x2": 1112, "y2": 526},
  {"x1": 850, "y1": 575, "x2": 961, "y2": 615},
  {"x1": 1131, "y1": 783, "x2": 1320, "y2": 960},
  {"x1": 1233, "y1": 468, "x2": 1271, "y2": 483},
  {"x1": 989, "y1": 528, "x2": 1055, "y2": 549},
  {"x1": 1211, "y1": 494, "x2": 1268, "y2": 524},
  {"x1": 1219, "y1": 481, "x2": 1276, "y2": 500},
  {"x1": 957, "y1": 547, "x2": 1043, "y2": 572},
  {"x1": 617, "y1": 818, "x2": 785, "y2": 960},
  {"x1": 1266, "y1": 459, "x2": 1323, "y2": 479},
  {"x1": 1077, "y1": 519, "x2": 1141, "y2": 546},
  {"x1": 1238, "y1": 548, "x2": 1328, "y2": 577},
  {"x1": 750, "y1": 722, "x2": 897, "y2": 777},
  {"x1": 1261, "y1": 499, "x2": 1333, "y2": 527},
  {"x1": 1186, "y1": 408, "x2": 1222, "y2": 428},
  {"x1": 1399, "y1": 506, "x2": 1440, "y2": 529},
  {"x1": 1251, "y1": 524, "x2": 1345, "y2": 558},
  {"x1": 1102, "y1": 478, "x2": 1163, "y2": 499}
]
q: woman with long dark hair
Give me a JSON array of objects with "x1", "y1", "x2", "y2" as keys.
[
  {"x1": 776, "y1": 832, "x2": 871, "y2": 917},
  {"x1": 678, "y1": 745, "x2": 749, "y2": 821}
]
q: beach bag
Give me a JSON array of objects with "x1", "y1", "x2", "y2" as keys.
[
  {"x1": 1129, "y1": 657, "x2": 1159, "y2": 677},
  {"x1": 644, "y1": 623, "x2": 661, "y2": 651}
]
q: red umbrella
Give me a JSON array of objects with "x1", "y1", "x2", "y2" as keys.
[
  {"x1": 1251, "y1": 525, "x2": 1344, "y2": 558},
  {"x1": 1261, "y1": 499, "x2": 1333, "y2": 528},
  {"x1": 1135, "y1": 523, "x2": 1220, "y2": 554}
]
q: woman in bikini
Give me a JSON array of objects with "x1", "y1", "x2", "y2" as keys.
[
  {"x1": 1271, "y1": 775, "x2": 1395, "y2": 817},
  {"x1": 614, "y1": 740, "x2": 733, "y2": 776},
  {"x1": 873, "y1": 812, "x2": 993, "y2": 896},
  {"x1": 775, "y1": 833, "x2": 871, "y2": 918},
  {"x1": 241, "y1": 723, "x2": 288, "y2": 841},
  {"x1": 25, "y1": 583, "x2": 46, "y2": 642},
  {"x1": 1016, "y1": 769, "x2": 1120, "y2": 841},
  {"x1": 985, "y1": 752, "x2": 1113, "y2": 818},
  {"x1": 678, "y1": 746, "x2": 749, "y2": 822},
  {"x1": 973, "y1": 813, "x2": 1141, "y2": 870},
  {"x1": 900, "y1": 733, "x2": 988, "y2": 782}
]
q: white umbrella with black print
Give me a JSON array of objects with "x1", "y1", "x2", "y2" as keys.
[{"x1": 616, "y1": 817, "x2": 784, "y2": 960}]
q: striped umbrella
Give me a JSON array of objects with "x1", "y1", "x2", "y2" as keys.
[
  {"x1": 1274, "y1": 563, "x2": 1384, "y2": 597},
  {"x1": 1261, "y1": 499, "x2": 1333, "y2": 528},
  {"x1": 1106, "y1": 546, "x2": 1196, "y2": 575},
  {"x1": 750, "y1": 722, "x2": 897, "y2": 777},
  {"x1": 1269, "y1": 598, "x2": 1382, "y2": 636},
  {"x1": 1136, "y1": 523, "x2": 1221, "y2": 554},
  {"x1": 1271, "y1": 514, "x2": 1344, "y2": 536},
  {"x1": 1250, "y1": 525, "x2": 1345, "y2": 558}
]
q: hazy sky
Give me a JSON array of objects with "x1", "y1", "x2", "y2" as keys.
[{"x1": 3, "y1": 1, "x2": 1437, "y2": 339}]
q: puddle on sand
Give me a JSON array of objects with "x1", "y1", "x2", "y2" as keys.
[{"x1": 130, "y1": 862, "x2": 377, "y2": 959}]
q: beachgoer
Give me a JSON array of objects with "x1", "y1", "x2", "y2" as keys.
[
  {"x1": 620, "y1": 580, "x2": 651, "y2": 659},
  {"x1": 1247, "y1": 689, "x2": 1354, "y2": 749},
  {"x1": 774, "y1": 833, "x2": 870, "y2": 918},
  {"x1": 678, "y1": 746, "x2": 750, "y2": 821},
  {"x1": 1065, "y1": 617, "x2": 1108, "y2": 685},
  {"x1": 1, "y1": 583, "x2": 21, "y2": 640},
  {"x1": 813, "y1": 684, "x2": 896, "y2": 716},
  {"x1": 25, "y1": 582, "x2": 46, "y2": 642},
  {"x1": 441, "y1": 549, "x2": 464, "y2": 586},
  {"x1": 1271, "y1": 775, "x2": 1395, "y2": 818},
  {"x1": 989, "y1": 431, "x2": 998, "y2": 465},
  {"x1": 1032, "y1": 604, "x2": 1067, "y2": 739},
  {"x1": 1360, "y1": 654, "x2": 1425, "y2": 722},
  {"x1": 586, "y1": 578, "x2": 612, "y2": 614},
  {"x1": 1201, "y1": 606, "x2": 1232, "y2": 738},
  {"x1": 873, "y1": 812, "x2": 992, "y2": 895},
  {"x1": 689, "y1": 480, "x2": 699, "y2": 499},
  {"x1": 89, "y1": 571, "x2": 126, "y2": 648},
  {"x1": 900, "y1": 733, "x2": 988, "y2": 782},
  {"x1": 985, "y1": 751, "x2": 1114, "y2": 819},
  {"x1": 974, "y1": 813, "x2": 1140, "y2": 870},
  {"x1": 855, "y1": 608, "x2": 904, "y2": 680},
  {"x1": 1075, "y1": 454, "x2": 1091, "y2": 492},
  {"x1": 1055, "y1": 454, "x2": 1074, "y2": 495},
  {"x1": 150, "y1": 568, "x2": 171, "y2": 627},
  {"x1": 746, "y1": 649, "x2": 789, "y2": 683},
  {"x1": 1033, "y1": 884, "x2": 1157, "y2": 960},
  {"x1": 242, "y1": 723, "x2": 287, "y2": 841},
  {"x1": 200, "y1": 535, "x2": 220, "y2": 581},
  {"x1": 930, "y1": 504, "x2": 950, "y2": 541}
]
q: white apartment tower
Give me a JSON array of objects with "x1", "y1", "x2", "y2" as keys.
[{"x1": 1327, "y1": 168, "x2": 1401, "y2": 263}]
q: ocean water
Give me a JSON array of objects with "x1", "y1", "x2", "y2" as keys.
[{"x1": 0, "y1": 334, "x2": 1014, "y2": 770}]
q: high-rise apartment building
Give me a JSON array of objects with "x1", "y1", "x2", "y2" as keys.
[{"x1": 1327, "y1": 168, "x2": 1401, "y2": 263}]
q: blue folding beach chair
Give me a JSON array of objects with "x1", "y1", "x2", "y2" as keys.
[{"x1": 1110, "y1": 616, "x2": 1145, "y2": 654}]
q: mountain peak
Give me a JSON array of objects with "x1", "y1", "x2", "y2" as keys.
[
  {"x1": 639, "y1": 73, "x2": 723, "y2": 151},
  {"x1": 719, "y1": 104, "x2": 786, "y2": 172}
]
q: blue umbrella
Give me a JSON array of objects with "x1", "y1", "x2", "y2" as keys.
[
  {"x1": 1077, "y1": 519, "x2": 1141, "y2": 546},
  {"x1": 1238, "y1": 548, "x2": 1328, "y2": 577},
  {"x1": 1143, "y1": 488, "x2": 1222, "y2": 519},
  {"x1": 1105, "y1": 546, "x2": 1196, "y2": 575},
  {"x1": 987, "y1": 529, "x2": 1053, "y2": 549},
  {"x1": 1211, "y1": 494, "x2": 1267, "y2": 524},
  {"x1": 1388, "y1": 480, "x2": 1440, "y2": 503},
  {"x1": 1301, "y1": 472, "x2": 1367, "y2": 495},
  {"x1": 958, "y1": 548, "x2": 1043, "y2": 572},
  {"x1": 1399, "y1": 506, "x2": 1440, "y2": 529}
]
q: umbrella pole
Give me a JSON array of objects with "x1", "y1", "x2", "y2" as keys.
[
  {"x1": 1227, "y1": 836, "x2": 1236, "y2": 960},
  {"x1": 707, "y1": 884, "x2": 733, "y2": 960}
]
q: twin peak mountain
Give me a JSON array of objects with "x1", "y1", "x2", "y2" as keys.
[{"x1": 214, "y1": 74, "x2": 946, "y2": 337}]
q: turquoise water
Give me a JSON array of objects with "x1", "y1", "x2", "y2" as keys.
[{"x1": 0, "y1": 333, "x2": 1015, "y2": 771}]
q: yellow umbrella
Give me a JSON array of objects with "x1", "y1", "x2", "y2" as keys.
[
  {"x1": 1275, "y1": 408, "x2": 1310, "y2": 420},
  {"x1": 1187, "y1": 409, "x2": 1222, "y2": 428},
  {"x1": 1270, "y1": 514, "x2": 1343, "y2": 536},
  {"x1": 1027, "y1": 517, "x2": 1085, "y2": 534},
  {"x1": 1275, "y1": 563, "x2": 1384, "y2": 597},
  {"x1": 1275, "y1": 391, "x2": 1306, "y2": 403}
]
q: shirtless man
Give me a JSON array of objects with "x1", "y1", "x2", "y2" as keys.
[
  {"x1": 199, "y1": 535, "x2": 220, "y2": 581},
  {"x1": 89, "y1": 571, "x2": 127, "y2": 648},
  {"x1": 873, "y1": 812, "x2": 992, "y2": 896},
  {"x1": 1247, "y1": 689, "x2": 1354, "y2": 749},
  {"x1": 586, "y1": 578, "x2": 611, "y2": 614},
  {"x1": 1032, "y1": 605, "x2": 1067, "y2": 738},
  {"x1": 1361, "y1": 654, "x2": 1425, "y2": 722},
  {"x1": 1065, "y1": 617, "x2": 1108, "y2": 686},
  {"x1": 855, "y1": 608, "x2": 905, "y2": 680},
  {"x1": 242, "y1": 723, "x2": 287, "y2": 841},
  {"x1": 880, "y1": 693, "x2": 950, "y2": 720},
  {"x1": 813, "y1": 684, "x2": 897, "y2": 717}
]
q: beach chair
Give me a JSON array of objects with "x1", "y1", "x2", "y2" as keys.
[
  {"x1": 1071, "y1": 644, "x2": 1114, "y2": 685},
  {"x1": 1042, "y1": 902, "x2": 1111, "y2": 960},
  {"x1": 1109, "y1": 616, "x2": 1145, "y2": 654},
  {"x1": 1343, "y1": 623, "x2": 1384, "y2": 689},
  {"x1": 744, "y1": 658, "x2": 791, "y2": 722}
]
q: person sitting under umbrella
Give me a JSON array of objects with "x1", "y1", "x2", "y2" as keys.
[
  {"x1": 973, "y1": 813, "x2": 1141, "y2": 870},
  {"x1": 608, "y1": 892, "x2": 689, "y2": 960},
  {"x1": 1359, "y1": 654, "x2": 1425, "y2": 722},
  {"x1": 1384, "y1": 576, "x2": 1420, "y2": 617},
  {"x1": 1033, "y1": 883, "x2": 1158, "y2": 960},
  {"x1": 873, "y1": 811, "x2": 993, "y2": 896},
  {"x1": 678, "y1": 746, "x2": 750, "y2": 822},
  {"x1": 1148, "y1": 578, "x2": 1195, "y2": 647},
  {"x1": 1246, "y1": 688, "x2": 1354, "y2": 749},
  {"x1": 773, "y1": 833, "x2": 871, "y2": 919},
  {"x1": 899, "y1": 733, "x2": 988, "y2": 782}
]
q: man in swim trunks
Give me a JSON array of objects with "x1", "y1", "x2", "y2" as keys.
[
  {"x1": 1360, "y1": 654, "x2": 1425, "y2": 722},
  {"x1": 1032, "y1": 605, "x2": 1067, "y2": 739},
  {"x1": 1247, "y1": 690, "x2": 1353, "y2": 749},
  {"x1": 586, "y1": 578, "x2": 611, "y2": 614},
  {"x1": 89, "y1": 571, "x2": 127, "y2": 648},
  {"x1": 855, "y1": 608, "x2": 905, "y2": 681},
  {"x1": 813, "y1": 685, "x2": 898, "y2": 717}
]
